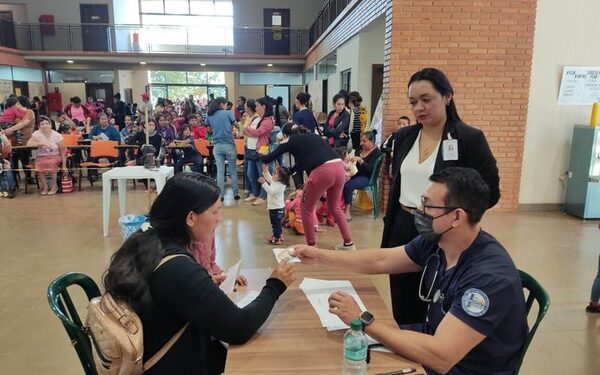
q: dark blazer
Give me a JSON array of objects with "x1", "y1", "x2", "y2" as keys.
[
  {"x1": 381, "y1": 120, "x2": 500, "y2": 247},
  {"x1": 323, "y1": 109, "x2": 350, "y2": 147}
]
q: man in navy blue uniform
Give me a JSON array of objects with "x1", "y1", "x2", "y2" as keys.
[{"x1": 293, "y1": 167, "x2": 528, "y2": 374}]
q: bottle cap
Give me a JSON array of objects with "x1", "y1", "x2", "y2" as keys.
[{"x1": 350, "y1": 319, "x2": 362, "y2": 330}]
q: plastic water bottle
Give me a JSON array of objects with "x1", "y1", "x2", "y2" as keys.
[{"x1": 343, "y1": 319, "x2": 368, "y2": 374}]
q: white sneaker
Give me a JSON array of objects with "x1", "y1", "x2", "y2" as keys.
[
  {"x1": 244, "y1": 194, "x2": 257, "y2": 202},
  {"x1": 335, "y1": 243, "x2": 356, "y2": 251},
  {"x1": 252, "y1": 197, "x2": 266, "y2": 206}
]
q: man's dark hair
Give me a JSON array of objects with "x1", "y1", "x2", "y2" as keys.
[{"x1": 429, "y1": 167, "x2": 490, "y2": 224}]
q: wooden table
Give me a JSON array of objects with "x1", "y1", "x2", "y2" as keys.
[{"x1": 226, "y1": 266, "x2": 423, "y2": 374}]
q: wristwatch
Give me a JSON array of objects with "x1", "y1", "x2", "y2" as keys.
[{"x1": 360, "y1": 310, "x2": 374, "y2": 328}]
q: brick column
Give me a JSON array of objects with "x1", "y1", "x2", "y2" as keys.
[{"x1": 381, "y1": 0, "x2": 537, "y2": 213}]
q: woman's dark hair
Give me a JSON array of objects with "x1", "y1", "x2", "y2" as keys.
[
  {"x1": 296, "y1": 92, "x2": 311, "y2": 106},
  {"x1": 17, "y1": 95, "x2": 31, "y2": 108},
  {"x1": 337, "y1": 90, "x2": 350, "y2": 107},
  {"x1": 256, "y1": 97, "x2": 272, "y2": 117},
  {"x1": 38, "y1": 115, "x2": 51, "y2": 124},
  {"x1": 408, "y1": 68, "x2": 461, "y2": 124},
  {"x1": 57, "y1": 111, "x2": 66, "y2": 117},
  {"x1": 276, "y1": 165, "x2": 291, "y2": 187},
  {"x1": 103, "y1": 172, "x2": 220, "y2": 312},
  {"x1": 207, "y1": 97, "x2": 227, "y2": 116},
  {"x1": 72, "y1": 96, "x2": 82, "y2": 104},
  {"x1": 238, "y1": 96, "x2": 246, "y2": 103},
  {"x1": 349, "y1": 91, "x2": 362, "y2": 106},
  {"x1": 245, "y1": 99, "x2": 256, "y2": 113},
  {"x1": 5, "y1": 96, "x2": 18, "y2": 108},
  {"x1": 332, "y1": 93, "x2": 346, "y2": 106},
  {"x1": 399, "y1": 115, "x2": 411, "y2": 123},
  {"x1": 274, "y1": 96, "x2": 283, "y2": 125},
  {"x1": 179, "y1": 124, "x2": 190, "y2": 136},
  {"x1": 362, "y1": 129, "x2": 377, "y2": 143},
  {"x1": 429, "y1": 167, "x2": 490, "y2": 225},
  {"x1": 282, "y1": 121, "x2": 308, "y2": 137}
]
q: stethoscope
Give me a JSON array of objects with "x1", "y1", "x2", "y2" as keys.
[{"x1": 418, "y1": 248, "x2": 456, "y2": 316}]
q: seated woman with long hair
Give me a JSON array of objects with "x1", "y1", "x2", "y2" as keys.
[{"x1": 103, "y1": 172, "x2": 296, "y2": 374}]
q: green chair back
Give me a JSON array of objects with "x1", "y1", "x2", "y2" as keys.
[
  {"x1": 47, "y1": 273, "x2": 100, "y2": 375},
  {"x1": 360, "y1": 154, "x2": 385, "y2": 218},
  {"x1": 515, "y1": 269, "x2": 551, "y2": 374}
]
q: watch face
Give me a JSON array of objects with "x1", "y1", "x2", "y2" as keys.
[{"x1": 360, "y1": 311, "x2": 374, "y2": 324}]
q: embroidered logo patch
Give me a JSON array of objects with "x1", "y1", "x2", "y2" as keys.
[{"x1": 461, "y1": 288, "x2": 489, "y2": 317}]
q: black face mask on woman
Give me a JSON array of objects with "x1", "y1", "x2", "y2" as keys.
[{"x1": 413, "y1": 209, "x2": 456, "y2": 243}]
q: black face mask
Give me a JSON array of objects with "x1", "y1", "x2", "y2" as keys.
[{"x1": 413, "y1": 209, "x2": 455, "y2": 243}]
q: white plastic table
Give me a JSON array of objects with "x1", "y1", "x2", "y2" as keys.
[{"x1": 102, "y1": 166, "x2": 174, "y2": 236}]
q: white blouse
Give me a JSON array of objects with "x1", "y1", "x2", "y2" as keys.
[{"x1": 399, "y1": 130, "x2": 441, "y2": 208}]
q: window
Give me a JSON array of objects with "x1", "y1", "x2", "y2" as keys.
[
  {"x1": 341, "y1": 69, "x2": 351, "y2": 92},
  {"x1": 140, "y1": 0, "x2": 233, "y2": 47},
  {"x1": 148, "y1": 71, "x2": 225, "y2": 84},
  {"x1": 147, "y1": 71, "x2": 226, "y2": 101}
]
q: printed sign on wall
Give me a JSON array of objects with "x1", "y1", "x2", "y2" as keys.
[{"x1": 558, "y1": 66, "x2": 600, "y2": 105}]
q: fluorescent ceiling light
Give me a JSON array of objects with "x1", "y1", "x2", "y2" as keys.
[
  {"x1": 267, "y1": 63, "x2": 273, "y2": 67},
  {"x1": 140, "y1": 61, "x2": 147, "y2": 65},
  {"x1": 66, "y1": 60, "x2": 74, "y2": 64},
  {"x1": 200, "y1": 63, "x2": 206, "y2": 66}
]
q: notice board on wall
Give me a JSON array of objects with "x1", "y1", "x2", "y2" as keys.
[{"x1": 557, "y1": 66, "x2": 600, "y2": 105}]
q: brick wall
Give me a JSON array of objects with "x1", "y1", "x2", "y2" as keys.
[
  {"x1": 0, "y1": 47, "x2": 42, "y2": 68},
  {"x1": 381, "y1": 0, "x2": 537, "y2": 212}
]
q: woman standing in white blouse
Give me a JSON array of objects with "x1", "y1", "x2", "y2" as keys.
[{"x1": 382, "y1": 68, "x2": 500, "y2": 326}]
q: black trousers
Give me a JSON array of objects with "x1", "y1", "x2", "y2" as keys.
[
  {"x1": 387, "y1": 207, "x2": 428, "y2": 326},
  {"x1": 11, "y1": 148, "x2": 32, "y2": 180},
  {"x1": 350, "y1": 132, "x2": 361, "y2": 153}
]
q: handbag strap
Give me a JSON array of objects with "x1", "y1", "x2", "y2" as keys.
[{"x1": 143, "y1": 254, "x2": 190, "y2": 372}]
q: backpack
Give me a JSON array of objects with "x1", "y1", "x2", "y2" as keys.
[{"x1": 85, "y1": 254, "x2": 189, "y2": 375}]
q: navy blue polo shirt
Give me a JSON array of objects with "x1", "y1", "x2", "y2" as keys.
[{"x1": 404, "y1": 230, "x2": 528, "y2": 375}]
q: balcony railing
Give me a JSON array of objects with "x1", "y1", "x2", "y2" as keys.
[
  {"x1": 309, "y1": 0, "x2": 352, "y2": 45},
  {"x1": 0, "y1": 22, "x2": 310, "y2": 56}
]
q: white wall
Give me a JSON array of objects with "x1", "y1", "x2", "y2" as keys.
[
  {"x1": 48, "y1": 83, "x2": 87, "y2": 109},
  {"x1": 520, "y1": 0, "x2": 600, "y2": 205},
  {"x1": 0, "y1": 4, "x2": 28, "y2": 23},
  {"x1": 6, "y1": 0, "x2": 114, "y2": 24},
  {"x1": 356, "y1": 17, "x2": 385, "y2": 126},
  {"x1": 233, "y1": 0, "x2": 324, "y2": 29}
]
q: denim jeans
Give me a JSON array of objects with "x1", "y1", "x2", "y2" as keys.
[
  {"x1": 246, "y1": 154, "x2": 273, "y2": 199},
  {"x1": 343, "y1": 175, "x2": 369, "y2": 205},
  {"x1": 592, "y1": 254, "x2": 600, "y2": 302},
  {"x1": 213, "y1": 142, "x2": 239, "y2": 197},
  {"x1": 174, "y1": 154, "x2": 203, "y2": 174},
  {"x1": 269, "y1": 208, "x2": 284, "y2": 239}
]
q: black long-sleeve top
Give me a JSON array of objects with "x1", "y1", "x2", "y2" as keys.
[
  {"x1": 323, "y1": 110, "x2": 350, "y2": 147},
  {"x1": 381, "y1": 120, "x2": 500, "y2": 248},
  {"x1": 129, "y1": 131, "x2": 162, "y2": 155},
  {"x1": 140, "y1": 249, "x2": 287, "y2": 375},
  {"x1": 260, "y1": 132, "x2": 339, "y2": 174},
  {"x1": 355, "y1": 147, "x2": 383, "y2": 178}
]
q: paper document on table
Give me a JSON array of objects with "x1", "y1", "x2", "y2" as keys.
[
  {"x1": 219, "y1": 259, "x2": 241, "y2": 296},
  {"x1": 236, "y1": 290, "x2": 260, "y2": 308},
  {"x1": 273, "y1": 248, "x2": 301, "y2": 263},
  {"x1": 299, "y1": 278, "x2": 367, "y2": 331}
]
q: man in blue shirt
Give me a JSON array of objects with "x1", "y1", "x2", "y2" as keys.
[{"x1": 293, "y1": 167, "x2": 528, "y2": 374}]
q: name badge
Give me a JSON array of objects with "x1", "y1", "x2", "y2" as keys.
[{"x1": 442, "y1": 137, "x2": 458, "y2": 161}]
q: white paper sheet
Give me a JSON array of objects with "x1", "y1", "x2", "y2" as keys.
[
  {"x1": 299, "y1": 278, "x2": 368, "y2": 331},
  {"x1": 219, "y1": 260, "x2": 241, "y2": 296},
  {"x1": 236, "y1": 290, "x2": 260, "y2": 308},
  {"x1": 273, "y1": 248, "x2": 301, "y2": 263}
]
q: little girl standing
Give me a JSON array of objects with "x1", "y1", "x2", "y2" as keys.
[{"x1": 258, "y1": 164, "x2": 290, "y2": 245}]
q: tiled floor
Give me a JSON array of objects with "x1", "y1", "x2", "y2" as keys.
[{"x1": 0, "y1": 186, "x2": 598, "y2": 374}]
